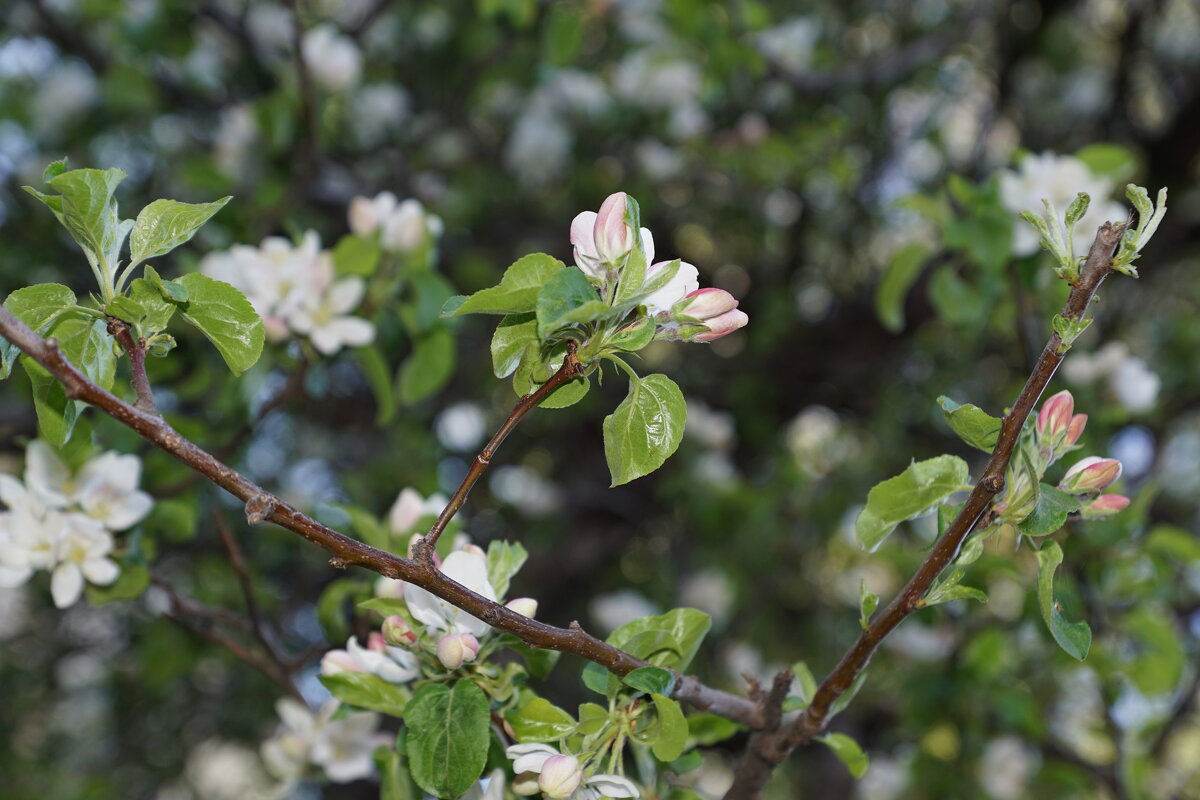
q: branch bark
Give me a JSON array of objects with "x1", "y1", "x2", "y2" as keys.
[
  {"x1": 108, "y1": 318, "x2": 157, "y2": 414},
  {"x1": 0, "y1": 310, "x2": 763, "y2": 727},
  {"x1": 723, "y1": 221, "x2": 1128, "y2": 799}
]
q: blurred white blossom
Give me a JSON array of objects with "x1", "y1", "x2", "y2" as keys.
[
  {"x1": 261, "y1": 698, "x2": 384, "y2": 784},
  {"x1": 590, "y1": 589, "x2": 659, "y2": 634},
  {"x1": 182, "y1": 739, "x2": 276, "y2": 800},
  {"x1": 999, "y1": 152, "x2": 1125, "y2": 257},
  {"x1": 756, "y1": 18, "x2": 820, "y2": 76},
  {"x1": 978, "y1": 736, "x2": 1036, "y2": 800},
  {"x1": 302, "y1": 24, "x2": 362, "y2": 92},
  {"x1": 489, "y1": 465, "x2": 561, "y2": 517},
  {"x1": 1060, "y1": 341, "x2": 1160, "y2": 414},
  {"x1": 33, "y1": 60, "x2": 98, "y2": 134},
  {"x1": 679, "y1": 569, "x2": 735, "y2": 627},
  {"x1": 435, "y1": 403, "x2": 487, "y2": 452}
]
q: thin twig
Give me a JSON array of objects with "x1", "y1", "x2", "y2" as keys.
[
  {"x1": 0, "y1": 312, "x2": 763, "y2": 727},
  {"x1": 108, "y1": 319, "x2": 157, "y2": 414},
  {"x1": 421, "y1": 342, "x2": 583, "y2": 553},
  {"x1": 722, "y1": 221, "x2": 1128, "y2": 799},
  {"x1": 214, "y1": 511, "x2": 284, "y2": 669}
]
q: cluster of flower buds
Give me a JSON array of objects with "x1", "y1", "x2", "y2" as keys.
[
  {"x1": 507, "y1": 743, "x2": 639, "y2": 799},
  {"x1": 571, "y1": 192, "x2": 748, "y2": 343},
  {"x1": 435, "y1": 632, "x2": 480, "y2": 669},
  {"x1": 1034, "y1": 390, "x2": 1087, "y2": 469},
  {"x1": 1058, "y1": 456, "x2": 1129, "y2": 517}
]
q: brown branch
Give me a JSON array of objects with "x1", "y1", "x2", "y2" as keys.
[
  {"x1": 214, "y1": 511, "x2": 283, "y2": 667},
  {"x1": 108, "y1": 318, "x2": 157, "y2": 414},
  {"x1": 722, "y1": 221, "x2": 1128, "y2": 799},
  {"x1": 421, "y1": 342, "x2": 583, "y2": 553},
  {"x1": 0, "y1": 311, "x2": 763, "y2": 727}
]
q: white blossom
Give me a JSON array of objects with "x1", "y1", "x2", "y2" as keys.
[
  {"x1": 302, "y1": 24, "x2": 362, "y2": 92},
  {"x1": 999, "y1": 152, "x2": 1125, "y2": 257},
  {"x1": 261, "y1": 699, "x2": 384, "y2": 785},
  {"x1": 388, "y1": 487, "x2": 447, "y2": 536},
  {"x1": 978, "y1": 736, "x2": 1035, "y2": 800},
  {"x1": 321, "y1": 633, "x2": 419, "y2": 684},
  {"x1": 50, "y1": 513, "x2": 118, "y2": 608},
  {"x1": 23, "y1": 440, "x2": 152, "y2": 531},
  {"x1": 403, "y1": 548, "x2": 497, "y2": 637},
  {"x1": 288, "y1": 275, "x2": 375, "y2": 355}
]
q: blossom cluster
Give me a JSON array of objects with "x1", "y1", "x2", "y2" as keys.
[
  {"x1": 348, "y1": 191, "x2": 443, "y2": 255},
  {"x1": 506, "y1": 743, "x2": 640, "y2": 799},
  {"x1": 200, "y1": 231, "x2": 374, "y2": 356},
  {"x1": 261, "y1": 697, "x2": 386, "y2": 785},
  {"x1": 0, "y1": 441, "x2": 152, "y2": 608},
  {"x1": 570, "y1": 192, "x2": 748, "y2": 343}
]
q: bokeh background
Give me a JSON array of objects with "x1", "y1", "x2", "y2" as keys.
[{"x1": 1, "y1": 0, "x2": 1199, "y2": 798}]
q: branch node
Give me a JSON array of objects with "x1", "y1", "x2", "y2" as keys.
[
  {"x1": 329, "y1": 556, "x2": 350, "y2": 570},
  {"x1": 981, "y1": 474, "x2": 1004, "y2": 494},
  {"x1": 245, "y1": 493, "x2": 277, "y2": 525}
]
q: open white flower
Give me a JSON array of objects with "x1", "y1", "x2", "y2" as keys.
[
  {"x1": 388, "y1": 487, "x2": 447, "y2": 536},
  {"x1": 321, "y1": 632, "x2": 419, "y2": 684},
  {"x1": 261, "y1": 699, "x2": 383, "y2": 785},
  {"x1": 404, "y1": 548, "x2": 497, "y2": 638},
  {"x1": 302, "y1": 24, "x2": 362, "y2": 92},
  {"x1": 0, "y1": 501, "x2": 62, "y2": 589},
  {"x1": 50, "y1": 513, "x2": 118, "y2": 608},
  {"x1": 504, "y1": 744, "x2": 640, "y2": 799},
  {"x1": 288, "y1": 275, "x2": 375, "y2": 355},
  {"x1": 23, "y1": 440, "x2": 153, "y2": 532}
]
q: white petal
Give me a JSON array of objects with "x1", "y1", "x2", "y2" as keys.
[
  {"x1": 327, "y1": 316, "x2": 375, "y2": 348},
  {"x1": 512, "y1": 750, "x2": 556, "y2": 775},
  {"x1": 82, "y1": 557, "x2": 119, "y2": 586},
  {"x1": 51, "y1": 563, "x2": 84, "y2": 608},
  {"x1": 586, "y1": 774, "x2": 640, "y2": 798},
  {"x1": 0, "y1": 563, "x2": 33, "y2": 587},
  {"x1": 0, "y1": 475, "x2": 30, "y2": 509},
  {"x1": 327, "y1": 277, "x2": 366, "y2": 314},
  {"x1": 24, "y1": 440, "x2": 69, "y2": 508},
  {"x1": 101, "y1": 491, "x2": 154, "y2": 531},
  {"x1": 389, "y1": 487, "x2": 427, "y2": 535},
  {"x1": 277, "y1": 698, "x2": 316, "y2": 737},
  {"x1": 640, "y1": 228, "x2": 655, "y2": 265},
  {"x1": 570, "y1": 211, "x2": 600, "y2": 259},
  {"x1": 308, "y1": 323, "x2": 343, "y2": 355}
]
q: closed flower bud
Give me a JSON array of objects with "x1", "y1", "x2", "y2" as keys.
[
  {"x1": 674, "y1": 287, "x2": 739, "y2": 321},
  {"x1": 690, "y1": 308, "x2": 749, "y2": 342},
  {"x1": 594, "y1": 192, "x2": 634, "y2": 266},
  {"x1": 1060, "y1": 456, "x2": 1123, "y2": 494},
  {"x1": 436, "y1": 633, "x2": 479, "y2": 669},
  {"x1": 320, "y1": 649, "x2": 363, "y2": 676},
  {"x1": 1065, "y1": 413, "x2": 1087, "y2": 446},
  {"x1": 1036, "y1": 390, "x2": 1074, "y2": 438},
  {"x1": 505, "y1": 597, "x2": 538, "y2": 618},
  {"x1": 366, "y1": 631, "x2": 389, "y2": 652},
  {"x1": 1080, "y1": 493, "x2": 1130, "y2": 517},
  {"x1": 348, "y1": 196, "x2": 381, "y2": 236},
  {"x1": 538, "y1": 755, "x2": 582, "y2": 798},
  {"x1": 381, "y1": 615, "x2": 417, "y2": 647}
]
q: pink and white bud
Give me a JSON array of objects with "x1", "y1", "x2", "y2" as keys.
[
  {"x1": 537, "y1": 755, "x2": 583, "y2": 798},
  {"x1": 505, "y1": 597, "x2": 538, "y2": 618},
  {"x1": 1065, "y1": 413, "x2": 1087, "y2": 446},
  {"x1": 674, "y1": 287, "x2": 739, "y2": 321},
  {"x1": 690, "y1": 308, "x2": 750, "y2": 342},
  {"x1": 511, "y1": 774, "x2": 540, "y2": 796},
  {"x1": 594, "y1": 192, "x2": 634, "y2": 266},
  {"x1": 348, "y1": 191, "x2": 398, "y2": 236},
  {"x1": 643, "y1": 260, "x2": 699, "y2": 317},
  {"x1": 1081, "y1": 493, "x2": 1131, "y2": 518},
  {"x1": 1060, "y1": 456, "x2": 1123, "y2": 494},
  {"x1": 320, "y1": 649, "x2": 364, "y2": 676},
  {"x1": 381, "y1": 615, "x2": 417, "y2": 647},
  {"x1": 1036, "y1": 390, "x2": 1074, "y2": 438},
  {"x1": 366, "y1": 632, "x2": 390, "y2": 653},
  {"x1": 436, "y1": 633, "x2": 480, "y2": 669}
]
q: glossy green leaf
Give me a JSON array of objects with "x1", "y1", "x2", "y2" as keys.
[
  {"x1": 926, "y1": 584, "x2": 988, "y2": 605},
  {"x1": 622, "y1": 666, "x2": 676, "y2": 696},
  {"x1": 21, "y1": 316, "x2": 115, "y2": 446},
  {"x1": 406, "y1": 680, "x2": 490, "y2": 799},
  {"x1": 1018, "y1": 484, "x2": 1081, "y2": 537},
  {"x1": 175, "y1": 273, "x2": 264, "y2": 375},
  {"x1": 319, "y1": 671, "x2": 411, "y2": 716},
  {"x1": 25, "y1": 167, "x2": 127, "y2": 268},
  {"x1": 603, "y1": 373, "x2": 686, "y2": 486},
  {"x1": 937, "y1": 396, "x2": 1001, "y2": 452},
  {"x1": 1035, "y1": 541, "x2": 1092, "y2": 660},
  {"x1": 511, "y1": 344, "x2": 590, "y2": 409},
  {"x1": 817, "y1": 733, "x2": 869, "y2": 779},
  {"x1": 856, "y1": 455, "x2": 970, "y2": 551},
  {"x1": 650, "y1": 693, "x2": 688, "y2": 761},
  {"x1": 104, "y1": 295, "x2": 146, "y2": 326},
  {"x1": 792, "y1": 661, "x2": 817, "y2": 707},
  {"x1": 129, "y1": 196, "x2": 231, "y2": 266},
  {"x1": 333, "y1": 233, "x2": 382, "y2": 277},
  {"x1": 445, "y1": 253, "x2": 565, "y2": 317},
  {"x1": 607, "y1": 608, "x2": 711, "y2": 673},
  {"x1": 144, "y1": 265, "x2": 189, "y2": 303},
  {"x1": 859, "y1": 580, "x2": 879, "y2": 629},
  {"x1": 609, "y1": 316, "x2": 655, "y2": 352},
  {"x1": 685, "y1": 713, "x2": 742, "y2": 747},
  {"x1": 490, "y1": 313, "x2": 538, "y2": 379},
  {"x1": 508, "y1": 696, "x2": 577, "y2": 742},
  {"x1": 1, "y1": 283, "x2": 77, "y2": 378},
  {"x1": 535, "y1": 266, "x2": 607, "y2": 339},
  {"x1": 830, "y1": 670, "x2": 868, "y2": 718}
]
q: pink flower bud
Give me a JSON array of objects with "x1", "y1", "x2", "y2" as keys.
[
  {"x1": 1065, "y1": 414, "x2": 1087, "y2": 446},
  {"x1": 1060, "y1": 456, "x2": 1123, "y2": 494},
  {"x1": 1081, "y1": 493, "x2": 1131, "y2": 518},
  {"x1": 381, "y1": 615, "x2": 417, "y2": 647},
  {"x1": 594, "y1": 192, "x2": 634, "y2": 266},
  {"x1": 505, "y1": 597, "x2": 538, "y2": 618},
  {"x1": 436, "y1": 633, "x2": 480, "y2": 669},
  {"x1": 690, "y1": 309, "x2": 749, "y2": 342},
  {"x1": 674, "y1": 287, "x2": 739, "y2": 321},
  {"x1": 1036, "y1": 390, "x2": 1074, "y2": 438},
  {"x1": 366, "y1": 632, "x2": 389, "y2": 653},
  {"x1": 538, "y1": 755, "x2": 582, "y2": 798},
  {"x1": 320, "y1": 649, "x2": 363, "y2": 676}
]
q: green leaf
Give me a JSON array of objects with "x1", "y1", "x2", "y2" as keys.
[
  {"x1": 333, "y1": 233, "x2": 382, "y2": 277},
  {"x1": 602, "y1": 373, "x2": 686, "y2": 486},
  {"x1": 445, "y1": 253, "x2": 565, "y2": 317},
  {"x1": 792, "y1": 661, "x2": 817, "y2": 707},
  {"x1": 859, "y1": 580, "x2": 879, "y2": 629},
  {"x1": 650, "y1": 694, "x2": 688, "y2": 762},
  {"x1": 607, "y1": 608, "x2": 711, "y2": 673},
  {"x1": 928, "y1": 585, "x2": 989, "y2": 605},
  {"x1": 577, "y1": 702, "x2": 609, "y2": 736},
  {"x1": 104, "y1": 295, "x2": 146, "y2": 325},
  {"x1": 936, "y1": 396, "x2": 1001, "y2": 452},
  {"x1": 175, "y1": 273, "x2": 265, "y2": 375},
  {"x1": 318, "y1": 671, "x2": 411, "y2": 716},
  {"x1": 622, "y1": 666, "x2": 676, "y2": 696},
  {"x1": 875, "y1": 243, "x2": 929, "y2": 333},
  {"x1": 486, "y1": 540, "x2": 528, "y2": 600},
  {"x1": 1019, "y1": 484, "x2": 1082, "y2": 537},
  {"x1": 817, "y1": 733, "x2": 869, "y2": 779},
  {"x1": 355, "y1": 344, "x2": 397, "y2": 426},
  {"x1": 684, "y1": 713, "x2": 742, "y2": 747},
  {"x1": 379, "y1": 748, "x2": 418, "y2": 800},
  {"x1": 43, "y1": 158, "x2": 69, "y2": 182},
  {"x1": 830, "y1": 670, "x2": 867, "y2": 718},
  {"x1": 86, "y1": 564, "x2": 149, "y2": 604},
  {"x1": 357, "y1": 597, "x2": 410, "y2": 617},
  {"x1": 26, "y1": 167, "x2": 127, "y2": 270},
  {"x1": 397, "y1": 326, "x2": 455, "y2": 404},
  {"x1": 609, "y1": 316, "x2": 656, "y2": 352},
  {"x1": 1034, "y1": 541, "x2": 1092, "y2": 660},
  {"x1": 22, "y1": 316, "x2": 116, "y2": 446},
  {"x1": 512, "y1": 344, "x2": 590, "y2": 409},
  {"x1": 855, "y1": 455, "x2": 970, "y2": 552},
  {"x1": 1, "y1": 283, "x2": 78, "y2": 378},
  {"x1": 144, "y1": 265, "x2": 189, "y2": 302},
  {"x1": 506, "y1": 640, "x2": 561, "y2": 680},
  {"x1": 508, "y1": 696, "x2": 577, "y2": 742},
  {"x1": 406, "y1": 680, "x2": 491, "y2": 799},
  {"x1": 490, "y1": 313, "x2": 538, "y2": 379},
  {"x1": 1075, "y1": 143, "x2": 1139, "y2": 182},
  {"x1": 613, "y1": 245, "x2": 648, "y2": 306},
  {"x1": 129, "y1": 196, "x2": 231, "y2": 266},
  {"x1": 535, "y1": 266, "x2": 608, "y2": 339}
]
